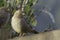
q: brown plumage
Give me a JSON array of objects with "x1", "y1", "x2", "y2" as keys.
[
  {"x1": 0, "y1": 7, "x2": 10, "y2": 28},
  {"x1": 11, "y1": 10, "x2": 38, "y2": 36}
]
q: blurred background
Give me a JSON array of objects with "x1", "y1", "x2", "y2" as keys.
[{"x1": 33, "y1": 0, "x2": 60, "y2": 32}]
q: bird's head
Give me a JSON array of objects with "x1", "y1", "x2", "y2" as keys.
[{"x1": 13, "y1": 10, "x2": 25, "y2": 18}]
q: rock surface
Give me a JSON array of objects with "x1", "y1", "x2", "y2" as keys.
[{"x1": 9, "y1": 30, "x2": 60, "y2": 40}]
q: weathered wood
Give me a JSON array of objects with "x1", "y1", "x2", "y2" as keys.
[
  {"x1": 0, "y1": 7, "x2": 10, "y2": 29},
  {"x1": 0, "y1": 7, "x2": 10, "y2": 40}
]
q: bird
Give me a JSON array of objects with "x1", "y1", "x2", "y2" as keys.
[
  {"x1": 11, "y1": 9, "x2": 38, "y2": 36},
  {"x1": 0, "y1": 7, "x2": 10, "y2": 29}
]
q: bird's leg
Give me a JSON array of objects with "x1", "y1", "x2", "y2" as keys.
[{"x1": 19, "y1": 33, "x2": 26, "y2": 37}]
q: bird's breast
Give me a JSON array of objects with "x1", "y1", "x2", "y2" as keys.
[{"x1": 11, "y1": 17, "x2": 21, "y2": 33}]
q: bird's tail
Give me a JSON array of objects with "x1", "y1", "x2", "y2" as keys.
[{"x1": 31, "y1": 29, "x2": 39, "y2": 34}]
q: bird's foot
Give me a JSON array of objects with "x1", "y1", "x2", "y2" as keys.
[{"x1": 19, "y1": 33, "x2": 27, "y2": 37}]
